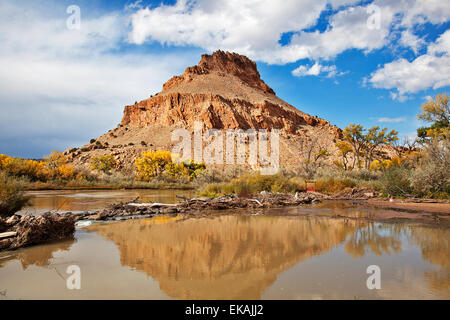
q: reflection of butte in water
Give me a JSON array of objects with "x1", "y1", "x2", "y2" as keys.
[{"x1": 89, "y1": 215, "x2": 357, "y2": 299}]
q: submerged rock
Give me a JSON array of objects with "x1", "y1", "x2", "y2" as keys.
[{"x1": 0, "y1": 213, "x2": 75, "y2": 251}]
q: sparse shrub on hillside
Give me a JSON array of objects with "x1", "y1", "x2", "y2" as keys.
[{"x1": 90, "y1": 154, "x2": 117, "y2": 174}]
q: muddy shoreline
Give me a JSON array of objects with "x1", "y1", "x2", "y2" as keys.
[{"x1": 365, "y1": 198, "x2": 450, "y2": 214}]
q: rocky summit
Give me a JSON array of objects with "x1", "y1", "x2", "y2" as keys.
[{"x1": 68, "y1": 50, "x2": 343, "y2": 170}]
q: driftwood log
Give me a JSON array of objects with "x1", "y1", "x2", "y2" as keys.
[{"x1": 0, "y1": 213, "x2": 75, "y2": 251}]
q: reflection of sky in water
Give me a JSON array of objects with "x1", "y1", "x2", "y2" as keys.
[
  {"x1": 18, "y1": 189, "x2": 194, "y2": 214},
  {"x1": 0, "y1": 211, "x2": 448, "y2": 300}
]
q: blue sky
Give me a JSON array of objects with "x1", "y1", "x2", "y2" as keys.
[{"x1": 0, "y1": 0, "x2": 449, "y2": 158}]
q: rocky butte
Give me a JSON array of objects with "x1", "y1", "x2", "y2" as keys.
[{"x1": 68, "y1": 50, "x2": 343, "y2": 170}]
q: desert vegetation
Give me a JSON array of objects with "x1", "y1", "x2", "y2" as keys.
[
  {"x1": 0, "y1": 171, "x2": 31, "y2": 217},
  {"x1": 199, "y1": 93, "x2": 449, "y2": 199},
  {"x1": 0, "y1": 94, "x2": 448, "y2": 200}
]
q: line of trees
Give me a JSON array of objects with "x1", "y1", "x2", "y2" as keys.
[{"x1": 338, "y1": 124, "x2": 399, "y2": 171}]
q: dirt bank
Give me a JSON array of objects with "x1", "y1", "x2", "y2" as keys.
[{"x1": 366, "y1": 198, "x2": 450, "y2": 214}]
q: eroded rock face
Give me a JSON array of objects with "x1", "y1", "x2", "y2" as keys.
[
  {"x1": 121, "y1": 50, "x2": 341, "y2": 136},
  {"x1": 163, "y1": 50, "x2": 275, "y2": 94},
  {"x1": 121, "y1": 93, "x2": 336, "y2": 135},
  {"x1": 69, "y1": 50, "x2": 343, "y2": 169}
]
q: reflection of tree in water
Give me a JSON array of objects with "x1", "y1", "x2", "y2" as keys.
[
  {"x1": 345, "y1": 221, "x2": 449, "y2": 297},
  {"x1": 89, "y1": 215, "x2": 357, "y2": 299},
  {"x1": 409, "y1": 226, "x2": 450, "y2": 297},
  {"x1": 0, "y1": 239, "x2": 75, "y2": 269},
  {"x1": 344, "y1": 222, "x2": 403, "y2": 257}
]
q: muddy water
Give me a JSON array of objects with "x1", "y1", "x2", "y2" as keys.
[
  {"x1": 1, "y1": 198, "x2": 449, "y2": 299},
  {"x1": 19, "y1": 189, "x2": 194, "y2": 215}
]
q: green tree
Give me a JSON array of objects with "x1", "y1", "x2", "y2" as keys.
[
  {"x1": 364, "y1": 126, "x2": 398, "y2": 169},
  {"x1": 0, "y1": 172, "x2": 31, "y2": 217},
  {"x1": 335, "y1": 141, "x2": 353, "y2": 170},
  {"x1": 90, "y1": 154, "x2": 117, "y2": 174},
  {"x1": 45, "y1": 151, "x2": 67, "y2": 170},
  {"x1": 135, "y1": 150, "x2": 172, "y2": 179},
  {"x1": 417, "y1": 93, "x2": 449, "y2": 140},
  {"x1": 342, "y1": 124, "x2": 366, "y2": 169}
]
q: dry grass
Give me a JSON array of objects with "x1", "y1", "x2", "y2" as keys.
[{"x1": 199, "y1": 173, "x2": 306, "y2": 197}]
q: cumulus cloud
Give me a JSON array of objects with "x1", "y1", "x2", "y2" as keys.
[
  {"x1": 369, "y1": 30, "x2": 450, "y2": 99},
  {"x1": 0, "y1": 0, "x2": 193, "y2": 157},
  {"x1": 292, "y1": 62, "x2": 344, "y2": 78},
  {"x1": 399, "y1": 30, "x2": 426, "y2": 55},
  {"x1": 127, "y1": 0, "x2": 449, "y2": 63},
  {"x1": 377, "y1": 117, "x2": 407, "y2": 123},
  {"x1": 128, "y1": 0, "x2": 370, "y2": 64},
  {"x1": 127, "y1": 0, "x2": 450, "y2": 95}
]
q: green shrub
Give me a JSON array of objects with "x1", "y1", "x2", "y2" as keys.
[
  {"x1": 380, "y1": 167, "x2": 413, "y2": 197},
  {"x1": 315, "y1": 177, "x2": 357, "y2": 193},
  {"x1": 199, "y1": 173, "x2": 306, "y2": 196},
  {"x1": 90, "y1": 154, "x2": 117, "y2": 174},
  {"x1": 411, "y1": 136, "x2": 450, "y2": 197},
  {"x1": 0, "y1": 172, "x2": 31, "y2": 217}
]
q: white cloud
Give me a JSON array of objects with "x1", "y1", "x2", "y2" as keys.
[
  {"x1": 369, "y1": 30, "x2": 450, "y2": 98},
  {"x1": 377, "y1": 117, "x2": 407, "y2": 123},
  {"x1": 129, "y1": 0, "x2": 333, "y2": 49},
  {"x1": 128, "y1": 0, "x2": 378, "y2": 64},
  {"x1": 0, "y1": 0, "x2": 193, "y2": 157},
  {"x1": 127, "y1": 0, "x2": 450, "y2": 97},
  {"x1": 128, "y1": 0, "x2": 450, "y2": 64},
  {"x1": 399, "y1": 30, "x2": 426, "y2": 54},
  {"x1": 292, "y1": 62, "x2": 344, "y2": 78},
  {"x1": 395, "y1": 0, "x2": 450, "y2": 27}
]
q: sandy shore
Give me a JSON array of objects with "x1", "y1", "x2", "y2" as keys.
[{"x1": 366, "y1": 199, "x2": 450, "y2": 214}]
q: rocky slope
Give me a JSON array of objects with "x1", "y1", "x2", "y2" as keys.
[{"x1": 67, "y1": 50, "x2": 343, "y2": 170}]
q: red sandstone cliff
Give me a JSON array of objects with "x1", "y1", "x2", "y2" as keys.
[
  {"x1": 67, "y1": 50, "x2": 343, "y2": 169},
  {"x1": 121, "y1": 50, "x2": 339, "y2": 136}
]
